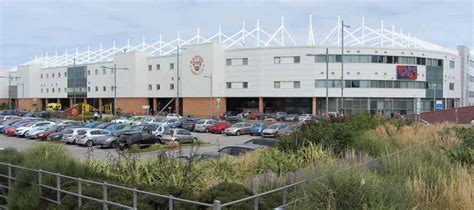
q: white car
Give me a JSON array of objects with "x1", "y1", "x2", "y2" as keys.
[
  {"x1": 111, "y1": 117, "x2": 129, "y2": 124},
  {"x1": 146, "y1": 123, "x2": 171, "y2": 138},
  {"x1": 262, "y1": 123, "x2": 288, "y2": 138},
  {"x1": 62, "y1": 128, "x2": 88, "y2": 144},
  {"x1": 298, "y1": 114, "x2": 313, "y2": 121},
  {"x1": 75, "y1": 129, "x2": 110, "y2": 147},
  {"x1": 16, "y1": 121, "x2": 55, "y2": 137},
  {"x1": 166, "y1": 113, "x2": 181, "y2": 120}
]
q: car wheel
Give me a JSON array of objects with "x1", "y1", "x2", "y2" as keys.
[
  {"x1": 72, "y1": 138, "x2": 76, "y2": 144},
  {"x1": 236, "y1": 131, "x2": 241, "y2": 136},
  {"x1": 205, "y1": 128, "x2": 209, "y2": 133},
  {"x1": 86, "y1": 140, "x2": 93, "y2": 147}
]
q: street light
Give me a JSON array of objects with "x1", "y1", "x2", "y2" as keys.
[
  {"x1": 203, "y1": 74, "x2": 213, "y2": 118},
  {"x1": 101, "y1": 64, "x2": 129, "y2": 118},
  {"x1": 341, "y1": 20, "x2": 350, "y2": 116},
  {"x1": 0, "y1": 74, "x2": 21, "y2": 110},
  {"x1": 433, "y1": 82, "x2": 437, "y2": 111},
  {"x1": 176, "y1": 45, "x2": 187, "y2": 115},
  {"x1": 306, "y1": 48, "x2": 329, "y2": 114}
]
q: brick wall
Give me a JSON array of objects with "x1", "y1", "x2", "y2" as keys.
[
  {"x1": 406, "y1": 106, "x2": 474, "y2": 124},
  {"x1": 17, "y1": 99, "x2": 35, "y2": 111},
  {"x1": 183, "y1": 97, "x2": 226, "y2": 118},
  {"x1": 116, "y1": 98, "x2": 149, "y2": 114}
]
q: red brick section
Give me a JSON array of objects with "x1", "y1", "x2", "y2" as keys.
[
  {"x1": 183, "y1": 97, "x2": 227, "y2": 118},
  {"x1": 17, "y1": 99, "x2": 35, "y2": 111},
  {"x1": 116, "y1": 98, "x2": 149, "y2": 114},
  {"x1": 405, "y1": 106, "x2": 474, "y2": 124},
  {"x1": 0, "y1": 98, "x2": 8, "y2": 104}
]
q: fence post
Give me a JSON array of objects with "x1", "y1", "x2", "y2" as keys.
[
  {"x1": 103, "y1": 182, "x2": 108, "y2": 210},
  {"x1": 56, "y1": 173, "x2": 61, "y2": 205},
  {"x1": 38, "y1": 169, "x2": 42, "y2": 196},
  {"x1": 213, "y1": 200, "x2": 221, "y2": 210},
  {"x1": 7, "y1": 164, "x2": 12, "y2": 196},
  {"x1": 168, "y1": 195, "x2": 173, "y2": 210},
  {"x1": 282, "y1": 173, "x2": 290, "y2": 207},
  {"x1": 252, "y1": 177, "x2": 258, "y2": 210},
  {"x1": 77, "y1": 178, "x2": 82, "y2": 208},
  {"x1": 132, "y1": 188, "x2": 137, "y2": 210}
]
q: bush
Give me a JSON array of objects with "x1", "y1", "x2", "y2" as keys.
[
  {"x1": 199, "y1": 182, "x2": 253, "y2": 210},
  {"x1": 353, "y1": 128, "x2": 396, "y2": 157}
]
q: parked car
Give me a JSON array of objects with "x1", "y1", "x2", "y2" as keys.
[
  {"x1": 146, "y1": 123, "x2": 171, "y2": 138},
  {"x1": 85, "y1": 121, "x2": 102, "y2": 128},
  {"x1": 183, "y1": 117, "x2": 200, "y2": 131},
  {"x1": 249, "y1": 123, "x2": 267, "y2": 136},
  {"x1": 94, "y1": 122, "x2": 115, "y2": 129},
  {"x1": 96, "y1": 127, "x2": 145, "y2": 148},
  {"x1": 75, "y1": 129, "x2": 111, "y2": 147},
  {"x1": 199, "y1": 145, "x2": 256, "y2": 159},
  {"x1": 275, "y1": 112, "x2": 288, "y2": 121},
  {"x1": 161, "y1": 129, "x2": 197, "y2": 144},
  {"x1": 243, "y1": 138, "x2": 276, "y2": 148},
  {"x1": 163, "y1": 118, "x2": 183, "y2": 128},
  {"x1": 225, "y1": 116, "x2": 242, "y2": 124},
  {"x1": 26, "y1": 124, "x2": 57, "y2": 139},
  {"x1": 16, "y1": 121, "x2": 55, "y2": 137},
  {"x1": 111, "y1": 117, "x2": 131, "y2": 124},
  {"x1": 298, "y1": 114, "x2": 313, "y2": 121},
  {"x1": 62, "y1": 128, "x2": 89, "y2": 144},
  {"x1": 194, "y1": 119, "x2": 217, "y2": 132},
  {"x1": 284, "y1": 114, "x2": 299, "y2": 122},
  {"x1": 36, "y1": 125, "x2": 70, "y2": 140},
  {"x1": 222, "y1": 111, "x2": 238, "y2": 119},
  {"x1": 105, "y1": 123, "x2": 126, "y2": 132},
  {"x1": 224, "y1": 122, "x2": 253, "y2": 136},
  {"x1": 118, "y1": 131, "x2": 159, "y2": 149},
  {"x1": 166, "y1": 113, "x2": 181, "y2": 120},
  {"x1": 249, "y1": 112, "x2": 264, "y2": 120},
  {"x1": 262, "y1": 123, "x2": 288, "y2": 138},
  {"x1": 210, "y1": 121, "x2": 232, "y2": 134},
  {"x1": 276, "y1": 125, "x2": 299, "y2": 137}
]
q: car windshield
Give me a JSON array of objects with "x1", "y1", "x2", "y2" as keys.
[
  {"x1": 232, "y1": 123, "x2": 243, "y2": 128},
  {"x1": 77, "y1": 130, "x2": 87, "y2": 135},
  {"x1": 164, "y1": 130, "x2": 174, "y2": 135},
  {"x1": 196, "y1": 120, "x2": 205, "y2": 124},
  {"x1": 268, "y1": 124, "x2": 279, "y2": 129},
  {"x1": 245, "y1": 139, "x2": 275, "y2": 147},
  {"x1": 252, "y1": 123, "x2": 263, "y2": 128}
]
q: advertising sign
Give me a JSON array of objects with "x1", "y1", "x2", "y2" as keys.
[
  {"x1": 436, "y1": 100, "x2": 444, "y2": 110},
  {"x1": 396, "y1": 66, "x2": 417, "y2": 80}
]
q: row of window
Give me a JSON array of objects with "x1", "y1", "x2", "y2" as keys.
[
  {"x1": 226, "y1": 82, "x2": 248, "y2": 89},
  {"x1": 311, "y1": 55, "x2": 446, "y2": 67},
  {"x1": 88, "y1": 69, "x2": 113, "y2": 76},
  {"x1": 226, "y1": 58, "x2": 249, "y2": 66},
  {"x1": 314, "y1": 79, "x2": 453, "y2": 90},
  {"x1": 41, "y1": 87, "x2": 65, "y2": 93},
  {"x1": 148, "y1": 63, "x2": 174, "y2": 71},
  {"x1": 148, "y1": 84, "x2": 174, "y2": 90},
  {"x1": 40, "y1": 72, "x2": 66, "y2": 79},
  {"x1": 274, "y1": 81, "x2": 301, "y2": 89}
]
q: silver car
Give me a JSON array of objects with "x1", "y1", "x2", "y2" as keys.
[
  {"x1": 262, "y1": 123, "x2": 288, "y2": 138},
  {"x1": 76, "y1": 129, "x2": 111, "y2": 147},
  {"x1": 224, "y1": 122, "x2": 253, "y2": 136},
  {"x1": 62, "y1": 128, "x2": 88, "y2": 144},
  {"x1": 193, "y1": 119, "x2": 216, "y2": 132},
  {"x1": 161, "y1": 129, "x2": 197, "y2": 144}
]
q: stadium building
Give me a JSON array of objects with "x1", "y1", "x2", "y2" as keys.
[{"x1": 0, "y1": 16, "x2": 471, "y2": 117}]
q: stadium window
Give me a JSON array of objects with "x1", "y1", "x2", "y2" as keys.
[
  {"x1": 352, "y1": 80, "x2": 360, "y2": 88},
  {"x1": 437, "y1": 59, "x2": 443, "y2": 67},
  {"x1": 370, "y1": 80, "x2": 378, "y2": 88},
  {"x1": 87, "y1": 70, "x2": 90, "y2": 76},
  {"x1": 148, "y1": 65, "x2": 152, "y2": 71},
  {"x1": 103, "y1": 69, "x2": 106, "y2": 75},
  {"x1": 64, "y1": 72, "x2": 67, "y2": 77},
  {"x1": 41, "y1": 88, "x2": 43, "y2": 93},
  {"x1": 52, "y1": 88, "x2": 55, "y2": 93},
  {"x1": 46, "y1": 88, "x2": 49, "y2": 93},
  {"x1": 170, "y1": 63, "x2": 174, "y2": 70},
  {"x1": 315, "y1": 80, "x2": 326, "y2": 88},
  {"x1": 294, "y1": 56, "x2": 300, "y2": 64},
  {"x1": 335, "y1": 55, "x2": 342, "y2": 62},
  {"x1": 387, "y1": 56, "x2": 393, "y2": 64},
  {"x1": 156, "y1": 84, "x2": 160, "y2": 90},
  {"x1": 148, "y1": 84, "x2": 152, "y2": 91},
  {"x1": 52, "y1": 73, "x2": 54, "y2": 78},
  {"x1": 386, "y1": 81, "x2": 393, "y2": 88},
  {"x1": 226, "y1": 82, "x2": 232, "y2": 89},
  {"x1": 110, "y1": 69, "x2": 113, "y2": 74},
  {"x1": 58, "y1": 88, "x2": 61, "y2": 93},
  {"x1": 274, "y1": 57, "x2": 281, "y2": 64},
  {"x1": 95, "y1": 69, "x2": 98, "y2": 75},
  {"x1": 156, "y1": 64, "x2": 160, "y2": 70},
  {"x1": 111, "y1": 86, "x2": 113, "y2": 91},
  {"x1": 95, "y1": 86, "x2": 98, "y2": 92},
  {"x1": 46, "y1": 74, "x2": 49, "y2": 78},
  {"x1": 103, "y1": 86, "x2": 106, "y2": 91},
  {"x1": 242, "y1": 58, "x2": 248, "y2": 65},
  {"x1": 360, "y1": 55, "x2": 370, "y2": 63},
  {"x1": 294, "y1": 81, "x2": 300, "y2": 88},
  {"x1": 274, "y1": 81, "x2": 281, "y2": 88},
  {"x1": 226, "y1": 59, "x2": 232, "y2": 66},
  {"x1": 41, "y1": 74, "x2": 43, "y2": 79},
  {"x1": 360, "y1": 80, "x2": 369, "y2": 88},
  {"x1": 87, "y1": 87, "x2": 90, "y2": 92},
  {"x1": 449, "y1": 83, "x2": 454, "y2": 90},
  {"x1": 170, "y1": 84, "x2": 174, "y2": 90},
  {"x1": 243, "y1": 82, "x2": 248, "y2": 89},
  {"x1": 449, "y1": 60, "x2": 455, "y2": 69}
]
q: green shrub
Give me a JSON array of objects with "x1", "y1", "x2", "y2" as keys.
[
  {"x1": 199, "y1": 182, "x2": 253, "y2": 210},
  {"x1": 353, "y1": 129, "x2": 395, "y2": 157}
]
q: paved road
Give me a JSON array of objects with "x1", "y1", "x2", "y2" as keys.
[{"x1": 0, "y1": 132, "x2": 255, "y2": 161}]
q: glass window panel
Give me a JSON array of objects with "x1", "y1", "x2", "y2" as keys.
[
  {"x1": 378, "y1": 80, "x2": 385, "y2": 88},
  {"x1": 370, "y1": 80, "x2": 378, "y2": 88},
  {"x1": 360, "y1": 80, "x2": 369, "y2": 88}
]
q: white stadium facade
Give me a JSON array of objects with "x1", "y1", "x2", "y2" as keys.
[{"x1": 0, "y1": 16, "x2": 473, "y2": 117}]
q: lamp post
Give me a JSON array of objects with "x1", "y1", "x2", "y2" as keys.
[
  {"x1": 176, "y1": 45, "x2": 187, "y2": 115},
  {"x1": 306, "y1": 48, "x2": 329, "y2": 114},
  {"x1": 0, "y1": 74, "x2": 21, "y2": 110},
  {"x1": 433, "y1": 82, "x2": 437, "y2": 111},
  {"x1": 101, "y1": 64, "x2": 129, "y2": 118},
  {"x1": 340, "y1": 20, "x2": 350, "y2": 116},
  {"x1": 203, "y1": 74, "x2": 213, "y2": 118}
]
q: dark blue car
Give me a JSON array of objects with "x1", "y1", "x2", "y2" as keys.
[{"x1": 250, "y1": 123, "x2": 267, "y2": 136}]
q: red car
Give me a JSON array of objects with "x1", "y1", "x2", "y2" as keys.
[
  {"x1": 36, "y1": 125, "x2": 69, "y2": 140},
  {"x1": 6, "y1": 127, "x2": 17, "y2": 136},
  {"x1": 209, "y1": 121, "x2": 232, "y2": 134}
]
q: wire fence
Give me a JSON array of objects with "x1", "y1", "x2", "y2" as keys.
[{"x1": 0, "y1": 138, "x2": 433, "y2": 210}]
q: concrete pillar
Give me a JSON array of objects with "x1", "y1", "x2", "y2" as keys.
[
  {"x1": 45, "y1": 98, "x2": 49, "y2": 105},
  {"x1": 258, "y1": 97, "x2": 264, "y2": 113},
  {"x1": 69, "y1": 98, "x2": 73, "y2": 107},
  {"x1": 312, "y1": 97, "x2": 317, "y2": 115},
  {"x1": 153, "y1": 98, "x2": 158, "y2": 112},
  {"x1": 175, "y1": 99, "x2": 179, "y2": 114},
  {"x1": 98, "y1": 98, "x2": 103, "y2": 112},
  {"x1": 57, "y1": 98, "x2": 60, "y2": 103},
  {"x1": 83, "y1": 98, "x2": 87, "y2": 103}
]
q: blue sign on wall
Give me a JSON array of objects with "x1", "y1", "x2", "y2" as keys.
[{"x1": 435, "y1": 100, "x2": 444, "y2": 110}]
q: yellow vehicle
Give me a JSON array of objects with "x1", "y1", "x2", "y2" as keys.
[{"x1": 46, "y1": 103, "x2": 62, "y2": 111}]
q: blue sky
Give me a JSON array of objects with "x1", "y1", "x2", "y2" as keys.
[{"x1": 0, "y1": 0, "x2": 472, "y2": 68}]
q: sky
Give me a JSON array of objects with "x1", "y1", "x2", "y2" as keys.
[{"x1": 0, "y1": 0, "x2": 473, "y2": 68}]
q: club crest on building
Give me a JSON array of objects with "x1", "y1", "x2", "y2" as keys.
[{"x1": 189, "y1": 55, "x2": 205, "y2": 75}]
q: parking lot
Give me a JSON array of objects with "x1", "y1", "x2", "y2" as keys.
[{"x1": 0, "y1": 132, "x2": 255, "y2": 161}]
